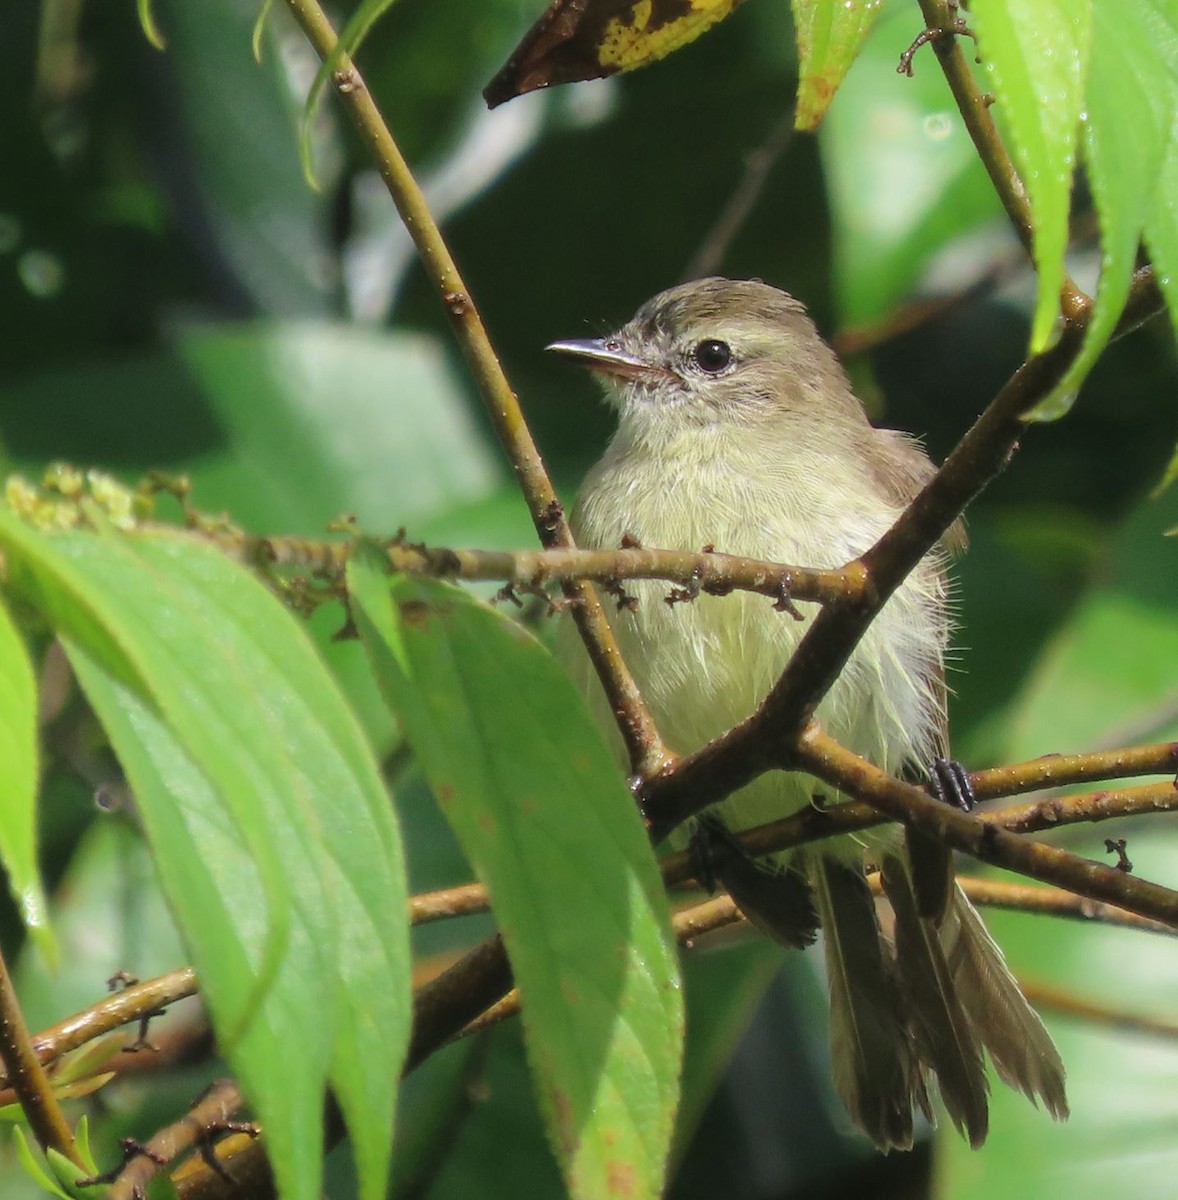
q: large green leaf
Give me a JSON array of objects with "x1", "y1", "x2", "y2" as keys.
[
  {"x1": 790, "y1": 0, "x2": 884, "y2": 132},
  {"x1": 347, "y1": 546, "x2": 683, "y2": 1200},
  {"x1": 820, "y1": 1, "x2": 1005, "y2": 326},
  {"x1": 971, "y1": 0, "x2": 1092, "y2": 351},
  {"x1": 1047, "y1": 0, "x2": 1175, "y2": 417},
  {"x1": 0, "y1": 595, "x2": 50, "y2": 957},
  {"x1": 0, "y1": 515, "x2": 410, "y2": 1200}
]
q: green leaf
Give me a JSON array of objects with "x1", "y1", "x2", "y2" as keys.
[
  {"x1": 0, "y1": 595, "x2": 52, "y2": 960},
  {"x1": 44, "y1": 1148, "x2": 92, "y2": 1200},
  {"x1": 12, "y1": 1129, "x2": 73, "y2": 1200},
  {"x1": 1040, "y1": 0, "x2": 1175, "y2": 418},
  {"x1": 0, "y1": 517, "x2": 410, "y2": 1200},
  {"x1": 251, "y1": 0, "x2": 274, "y2": 63},
  {"x1": 790, "y1": 0, "x2": 884, "y2": 132},
  {"x1": 71, "y1": 1116, "x2": 96, "y2": 1176},
  {"x1": 1142, "y1": 5, "x2": 1178, "y2": 480},
  {"x1": 971, "y1": 0, "x2": 1093, "y2": 351},
  {"x1": 820, "y1": 2, "x2": 1005, "y2": 326},
  {"x1": 137, "y1": 0, "x2": 166, "y2": 50},
  {"x1": 347, "y1": 545, "x2": 683, "y2": 1200}
]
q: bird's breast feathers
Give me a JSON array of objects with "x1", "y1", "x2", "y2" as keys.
[{"x1": 567, "y1": 429, "x2": 949, "y2": 812}]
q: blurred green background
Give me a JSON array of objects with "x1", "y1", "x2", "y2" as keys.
[{"x1": 2, "y1": 0, "x2": 1178, "y2": 1196}]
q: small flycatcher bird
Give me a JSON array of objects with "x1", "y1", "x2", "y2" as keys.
[{"x1": 549, "y1": 277, "x2": 1067, "y2": 1151}]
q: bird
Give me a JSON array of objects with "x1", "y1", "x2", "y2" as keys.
[{"x1": 549, "y1": 276, "x2": 1067, "y2": 1151}]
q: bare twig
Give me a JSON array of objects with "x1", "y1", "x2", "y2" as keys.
[
  {"x1": 1022, "y1": 980, "x2": 1178, "y2": 1040},
  {"x1": 682, "y1": 105, "x2": 797, "y2": 281},
  {"x1": 218, "y1": 534, "x2": 860, "y2": 610},
  {"x1": 971, "y1": 744, "x2": 1178, "y2": 804},
  {"x1": 406, "y1": 935, "x2": 513, "y2": 1072},
  {"x1": 411, "y1": 883, "x2": 490, "y2": 925},
  {"x1": 24, "y1": 968, "x2": 198, "y2": 1073},
  {"x1": 955, "y1": 877, "x2": 1175, "y2": 937},
  {"x1": 659, "y1": 776, "x2": 1178, "y2": 886},
  {"x1": 281, "y1": 0, "x2": 669, "y2": 777},
  {"x1": 114, "y1": 1079, "x2": 259, "y2": 1200}
]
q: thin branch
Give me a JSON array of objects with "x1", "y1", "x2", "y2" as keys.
[
  {"x1": 113, "y1": 1079, "x2": 259, "y2": 1200},
  {"x1": 0, "y1": 944, "x2": 81, "y2": 1167},
  {"x1": 281, "y1": 0, "x2": 669, "y2": 777},
  {"x1": 955, "y1": 877, "x2": 1178, "y2": 938},
  {"x1": 411, "y1": 883, "x2": 489, "y2": 926},
  {"x1": 244, "y1": 535, "x2": 857, "y2": 608},
  {"x1": 681, "y1": 104, "x2": 797, "y2": 281},
  {"x1": 1021, "y1": 979, "x2": 1178, "y2": 1040},
  {"x1": 790, "y1": 725, "x2": 1178, "y2": 928},
  {"x1": 23, "y1": 968, "x2": 198, "y2": 1073},
  {"x1": 405, "y1": 934, "x2": 512, "y2": 1072},
  {"x1": 971, "y1": 744, "x2": 1178, "y2": 804}
]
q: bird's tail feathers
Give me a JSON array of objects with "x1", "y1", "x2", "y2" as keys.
[
  {"x1": 940, "y1": 884, "x2": 1069, "y2": 1120},
  {"x1": 808, "y1": 854, "x2": 928, "y2": 1151},
  {"x1": 881, "y1": 856, "x2": 990, "y2": 1147}
]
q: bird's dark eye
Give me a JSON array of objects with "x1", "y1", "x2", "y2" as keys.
[{"x1": 692, "y1": 339, "x2": 732, "y2": 373}]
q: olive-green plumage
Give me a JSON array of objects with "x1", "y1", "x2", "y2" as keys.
[{"x1": 551, "y1": 277, "x2": 1067, "y2": 1150}]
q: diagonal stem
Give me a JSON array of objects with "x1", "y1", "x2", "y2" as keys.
[
  {"x1": 0, "y1": 945, "x2": 80, "y2": 1167},
  {"x1": 282, "y1": 0, "x2": 670, "y2": 777}
]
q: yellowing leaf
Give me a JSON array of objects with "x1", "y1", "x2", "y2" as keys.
[{"x1": 485, "y1": 0, "x2": 746, "y2": 108}]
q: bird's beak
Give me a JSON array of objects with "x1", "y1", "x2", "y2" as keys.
[{"x1": 546, "y1": 338, "x2": 673, "y2": 383}]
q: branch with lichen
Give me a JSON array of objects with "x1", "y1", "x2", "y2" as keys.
[{"x1": 217, "y1": 530, "x2": 858, "y2": 611}]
